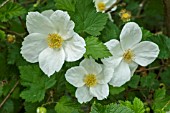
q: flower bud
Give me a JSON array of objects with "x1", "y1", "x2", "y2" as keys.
[
  {"x1": 7, "y1": 34, "x2": 16, "y2": 43},
  {"x1": 37, "y1": 107, "x2": 47, "y2": 113}
]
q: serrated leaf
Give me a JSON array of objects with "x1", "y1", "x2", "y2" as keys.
[
  {"x1": 132, "y1": 97, "x2": 145, "y2": 113},
  {"x1": 100, "y1": 21, "x2": 120, "y2": 42},
  {"x1": 20, "y1": 87, "x2": 45, "y2": 103},
  {"x1": 19, "y1": 65, "x2": 56, "y2": 102},
  {"x1": 120, "y1": 97, "x2": 145, "y2": 113},
  {"x1": 55, "y1": 96, "x2": 80, "y2": 113},
  {"x1": 84, "y1": 37, "x2": 111, "y2": 60},
  {"x1": 140, "y1": 73, "x2": 159, "y2": 89},
  {"x1": 55, "y1": 0, "x2": 76, "y2": 12},
  {"x1": 71, "y1": 0, "x2": 108, "y2": 36},
  {"x1": 0, "y1": 2, "x2": 26, "y2": 22},
  {"x1": 90, "y1": 103, "x2": 134, "y2": 113},
  {"x1": 147, "y1": 34, "x2": 170, "y2": 59}
]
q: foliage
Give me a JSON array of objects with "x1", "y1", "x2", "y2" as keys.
[
  {"x1": 84, "y1": 36, "x2": 111, "y2": 60},
  {"x1": 90, "y1": 102, "x2": 134, "y2": 113},
  {"x1": 19, "y1": 65, "x2": 56, "y2": 102},
  {"x1": 0, "y1": 2, "x2": 26, "y2": 22},
  {"x1": 0, "y1": 0, "x2": 170, "y2": 113}
]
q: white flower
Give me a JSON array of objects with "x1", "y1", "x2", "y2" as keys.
[
  {"x1": 21, "y1": 10, "x2": 86, "y2": 77},
  {"x1": 65, "y1": 58, "x2": 113, "y2": 103},
  {"x1": 93, "y1": 0, "x2": 117, "y2": 13},
  {"x1": 102, "y1": 22, "x2": 159, "y2": 87}
]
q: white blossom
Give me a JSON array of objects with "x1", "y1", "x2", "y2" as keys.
[
  {"x1": 65, "y1": 58, "x2": 113, "y2": 103},
  {"x1": 102, "y1": 22, "x2": 159, "y2": 87},
  {"x1": 21, "y1": 10, "x2": 86, "y2": 77}
]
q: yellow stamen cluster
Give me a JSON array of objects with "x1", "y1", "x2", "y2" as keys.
[
  {"x1": 47, "y1": 33, "x2": 63, "y2": 48},
  {"x1": 84, "y1": 74, "x2": 97, "y2": 87},
  {"x1": 119, "y1": 9, "x2": 131, "y2": 22},
  {"x1": 97, "y1": 2, "x2": 106, "y2": 11},
  {"x1": 123, "y1": 49, "x2": 134, "y2": 63}
]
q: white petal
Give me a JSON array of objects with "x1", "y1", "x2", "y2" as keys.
[
  {"x1": 102, "y1": 56, "x2": 122, "y2": 69},
  {"x1": 65, "y1": 66, "x2": 87, "y2": 87},
  {"x1": 132, "y1": 41, "x2": 159, "y2": 66},
  {"x1": 105, "y1": 39, "x2": 123, "y2": 57},
  {"x1": 90, "y1": 84, "x2": 109, "y2": 100},
  {"x1": 50, "y1": 10, "x2": 75, "y2": 40},
  {"x1": 120, "y1": 22, "x2": 142, "y2": 50},
  {"x1": 129, "y1": 62, "x2": 138, "y2": 76},
  {"x1": 41, "y1": 10, "x2": 54, "y2": 18},
  {"x1": 63, "y1": 33, "x2": 86, "y2": 62},
  {"x1": 109, "y1": 61, "x2": 131, "y2": 87},
  {"x1": 80, "y1": 58, "x2": 102, "y2": 75},
  {"x1": 21, "y1": 33, "x2": 48, "y2": 63},
  {"x1": 106, "y1": 0, "x2": 117, "y2": 9},
  {"x1": 97, "y1": 65, "x2": 114, "y2": 84},
  {"x1": 38, "y1": 47, "x2": 65, "y2": 77},
  {"x1": 75, "y1": 86, "x2": 93, "y2": 104},
  {"x1": 26, "y1": 12, "x2": 55, "y2": 34}
]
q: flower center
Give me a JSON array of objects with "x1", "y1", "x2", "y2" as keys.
[
  {"x1": 119, "y1": 9, "x2": 131, "y2": 22},
  {"x1": 123, "y1": 49, "x2": 134, "y2": 63},
  {"x1": 47, "y1": 33, "x2": 63, "y2": 48},
  {"x1": 121, "y1": 13, "x2": 131, "y2": 21},
  {"x1": 84, "y1": 74, "x2": 97, "y2": 87},
  {"x1": 97, "y1": 2, "x2": 106, "y2": 11}
]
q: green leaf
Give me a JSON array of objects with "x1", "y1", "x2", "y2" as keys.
[
  {"x1": 147, "y1": 34, "x2": 170, "y2": 59},
  {"x1": 100, "y1": 21, "x2": 120, "y2": 42},
  {"x1": 0, "y1": 30, "x2": 6, "y2": 39},
  {"x1": 160, "y1": 67, "x2": 170, "y2": 87},
  {"x1": 127, "y1": 75, "x2": 140, "y2": 88},
  {"x1": 152, "y1": 88, "x2": 170, "y2": 112},
  {"x1": 0, "y1": 99, "x2": 14, "y2": 113},
  {"x1": 53, "y1": 70, "x2": 66, "y2": 98},
  {"x1": 19, "y1": 65, "x2": 56, "y2": 102},
  {"x1": 90, "y1": 103, "x2": 134, "y2": 113},
  {"x1": 0, "y1": 2, "x2": 26, "y2": 22},
  {"x1": 55, "y1": 96, "x2": 80, "y2": 113},
  {"x1": 84, "y1": 36, "x2": 112, "y2": 60},
  {"x1": 109, "y1": 86, "x2": 125, "y2": 95},
  {"x1": 141, "y1": 27, "x2": 153, "y2": 40},
  {"x1": 24, "y1": 102, "x2": 40, "y2": 113},
  {"x1": 140, "y1": 73, "x2": 159, "y2": 89},
  {"x1": 120, "y1": 97, "x2": 145, "y2": 113},
  {"x1": 144, "y1": 0, "x2": 164, "y2": 28},
  {"x1": 55, "y1": 0, "x2": 76, "y2": 12},
  {"x1": 71, "y1": 0, "x2": 108, "y2": 36},
  {"x1": 7, "y1": 43, "x2": 28, "y2": 66},
  {"x1": 154, "y1": 88, "x2": 166, "y2": 101},
  {"x1": 65, "y1": 82, "x2": 76, "y2": 96},
  {"x1": 132, "y1": 98, "x2": 145, "y2": 113}
]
